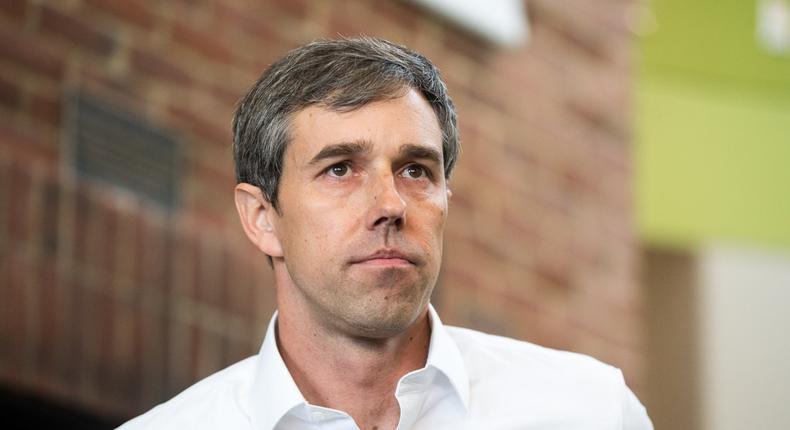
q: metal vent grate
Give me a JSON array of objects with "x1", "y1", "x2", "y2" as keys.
[{"x1": 66, "y1": 93, "x2": 181, "y2": 209}]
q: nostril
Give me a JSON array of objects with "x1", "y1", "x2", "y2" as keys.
[{"x1": 373, "y1": 214, "x2": 404, "y2": 229}]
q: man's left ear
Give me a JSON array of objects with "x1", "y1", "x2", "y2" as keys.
[
  {"x1": 446, "y1": 187, "x2": 453, "y2": 200},
  {"x1": 234, "y1": 183, "x2": 284, "y2": 258}
]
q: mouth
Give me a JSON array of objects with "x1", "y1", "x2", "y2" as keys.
[{"x1": 350, "y1": 249, "x2": 417, "y2": 267}]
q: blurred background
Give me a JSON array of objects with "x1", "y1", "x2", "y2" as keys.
[{"x1": 0, "y1": 0, "x2": 788, "y2": 428}]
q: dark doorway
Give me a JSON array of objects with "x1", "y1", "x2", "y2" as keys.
[{"x1": 0, "y1": 384, "x2": 123, "y2": 429}]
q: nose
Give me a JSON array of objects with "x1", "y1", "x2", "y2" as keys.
[{"x1": 365, "y1": 174, "x2": 406, "y2": 231}]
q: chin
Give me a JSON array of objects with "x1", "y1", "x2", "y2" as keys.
[{"x1": 343, "y1": 299, "x2": 428, "y2": 339}]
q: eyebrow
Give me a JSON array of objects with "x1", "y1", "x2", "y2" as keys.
[
  {"x1": 307, "y1": 140, "x2": 372, "y2": 165},
  {"x1": 306, "y1": 141, "x2": 443, "y2": 166},
  {"x1": 399, "y1": 143, "x2": 442, "y2": 166}
]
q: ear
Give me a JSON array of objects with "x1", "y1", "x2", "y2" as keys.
[
  {"x1": 234, "y1": 183, "x2": 284, "y2": 258},
  {"x1": 446, "y1": 187, "x2": 452, "y2": 200}
]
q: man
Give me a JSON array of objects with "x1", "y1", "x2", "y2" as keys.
[{"x1": 120, "y1": 37, "x2": 652, "y2": 429}]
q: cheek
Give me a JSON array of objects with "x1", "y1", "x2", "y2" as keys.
[
  {"x1": 286, "y1": 200, "x2": 353, "y2": 251},
  {"x1": 410, "y1": 198, "x2": 447, "y2": 244},
  {"x1": 423, "y1": 193, "x2": 448, "y2": 227}
]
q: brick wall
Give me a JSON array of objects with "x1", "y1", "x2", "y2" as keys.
[{"x1": 0, "y1": 0, "x2": 643, "y2": 421}]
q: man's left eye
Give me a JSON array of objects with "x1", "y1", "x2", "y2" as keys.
[{"x1": 402, "y1": 165, "x2": 427, "y2": 179}]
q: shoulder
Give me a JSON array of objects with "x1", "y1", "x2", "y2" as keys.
[
  {"x1": 117, "y1": 356, "x2": 258, "y2": 430},
  {"x1": 446, "y1": 326, "x2": 652, "y2": 428},
  {"x1": 446, "y1": 325, "x2": 619, "y2": 380}
]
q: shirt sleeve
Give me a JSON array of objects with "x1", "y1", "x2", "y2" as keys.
[{"x1": 619, "y1": 374, "x2": 654, "y2": 430}]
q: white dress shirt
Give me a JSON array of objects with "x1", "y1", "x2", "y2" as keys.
[{"x1": 119, "y1": 305, "x2": 652, "y2": 429}]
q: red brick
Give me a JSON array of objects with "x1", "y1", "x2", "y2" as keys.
[
  {"x1": 0, "y1": 252, "x2": 8, "y2": 353},
  {"x1": 226, "y1": 339, "x2": 254, "y2": 365},
  {"x1": 197, "y1": 330, "x2": 226, "y2": 381},
  {"x1": 0, "y1": 126, "x2": 58, "y2": 168},
  {"x1": 52, "y1": 278, "x2": 81, "y2": 387},
  {"x1": 138, "y1": 305, "x2": 166, "y2": 406},
  {"x1": 167, "y1": 105, "x2": 230, "y2": 147},
  {"x1": 0, "y1": 1, "x2": 26, "y2": 20},
  {"x1": 215, "y1": 246, "x2": 231, "y2": 310},
  {"x1": 0, "y1": 74, "x2": 22, "y2": 109},
  {"x1": 205, "y1": 83, "x2": 243, "y2": 111},
  {"x1": 156, "y1": 231, "x2": 174, "y2": 293},
  {"x1": 82, "y1": 197, "x2": 111, "y2": 272},
  {"x1": 95, "y1": 289, "x2": 117, "y2": 394},
  {"x1": 534, "y1": 256, "x2": 572, "y2": 290},
  {"x1": 78, "y1": 285, "x2": 103, "y2": 391},
  {"x1": 443, "y1": 28, "x2": 493, "y2": 67},
  {"x1": 171, "y1": 231, "x2": 198, "y2": 297},
  {"x1": 2, "y1": 255, "x2": 29, "y2": 373},
  {"x1": 30, "y1": 93, "x2": 62, "y2": 128},
  {"x1": 226, "y1": 249, "x2": 255, "y2": 318},
  {"x1": 192, "y1": 234, "x2": 207, "y2": 302},
  {"x1": 35, "y1": 260, "x2": 59, "y2": 375},
  {"x1": 130, "y1": 49, "x2": 192, "y2": 85},
  {"x1": 194, "y1": 237, "x2": 220, "y2": 304},
  {"x1": 213, "y1": 2, "x2": 283, "y2": 42},
  {"x1": 99, "y1": 205, "x2": 119, "y2": 275},
  {"x1": 371, "y1": 1, "x2": 421, "y2": 34},
  {"x1": 529, "y1": 0, "x2": 609, "y2": 62},
  {"x1": 39, "y1": 5, "x2": 116, "y2": 56},
  {"x1": 198, "y1": 238, "x2": 227, "y2": 306},
  {"x1": 7, "y1": 163, "x2": 32, "y2": 242},
  {"x1": 136, "y1": 216, "x2": 173, "y2": 292},
  {"x1": 0, "y1": 26, "x2": 65, "y2": 80},
  {"x1": 38, "y1": 179, "x2": 60, "y2": 257},
  {"x1": 328, "y1": 1, "x2": 368, "y2": 36},
  {"x1": 110, "y1": 299, "x2": 140, "y2": 403},
  {"x1": 133, "y1": 217, "x2": 150, "y2": 284},
  {"x1": 72, "y1": 185, "x2": 93, "y2": 265},
  {"x1": 270, "y1": 0, "x2": 309, "y2": 20},
  {"x1": 0, "y1": 160, "x2": 8, "y2": 231},
  {"x1": 188, "y1": 323, "x2": 202, "y2": 381},
  {"x1": 171, "y1": 21, "x2": 233, "y2": 64},
  {"x1": 189, "y1": 161, "x2": 235, "y2": 197},
  {"x1": 163, "y1": 319, "x2": 190, "y2": 395},
  {"x1": 83, "y1": 0, "x2": 156, "y2": 30},
  {"x1": 80, "y1": 67, "x2": 147, "y2": 110},
  {"x1": 130, "y1": 308, "x2": 148, "y2": 409}
]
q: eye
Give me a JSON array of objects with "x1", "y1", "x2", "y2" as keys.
[
  {"x1": 326, "y1": 162, "x2": 351, "y2": 178},
  {"x1": 402, "y1": 164, "x2": 428, "y2": 179}
]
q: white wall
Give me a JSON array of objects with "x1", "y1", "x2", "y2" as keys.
[{"x1": 699, "y1": 245, "x2": 790, "y2": 430}]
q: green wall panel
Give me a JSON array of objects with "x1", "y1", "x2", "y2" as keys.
[
  {"x1": 636, "y1": 76, "x2": 790, "y2": 248},
  {"x1": 636, "y1": 0, "x2": 790, "y2": 249}
]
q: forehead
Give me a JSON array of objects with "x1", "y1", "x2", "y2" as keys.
[{"x1": 287, "y1": 88, "x2": 443, "y2": 162}]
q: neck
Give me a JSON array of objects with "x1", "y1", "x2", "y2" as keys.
[{"x1": 274, "y1": 277, "x2": 432, "y2": 430}]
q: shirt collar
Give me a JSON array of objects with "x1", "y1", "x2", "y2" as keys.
[
  {"x1": 248, "y1": 304, "x2": 470, "y2": 429},
  {"x1": 249, "y1": 312, "x2": 305, "y2": 430},
  {"x1": 424, "y1": 304, "x2": 470, "y2": 410}
]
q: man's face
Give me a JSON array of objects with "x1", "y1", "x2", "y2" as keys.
[{"x1": 270, "y1": 88, "x2": 449, "y2": 338}]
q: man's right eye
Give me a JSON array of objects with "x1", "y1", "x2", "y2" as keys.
[{"x1": 326, "y1": 163, "x2": 351, "y2": 178}]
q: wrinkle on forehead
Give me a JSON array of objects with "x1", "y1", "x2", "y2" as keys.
[{"x1": 286, "y1": 89, "x2": 443, "y2": 168}]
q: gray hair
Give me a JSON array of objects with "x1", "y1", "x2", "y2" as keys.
[{"x1": 232, "y1": 37, "x2": 459, "y2": 211}]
